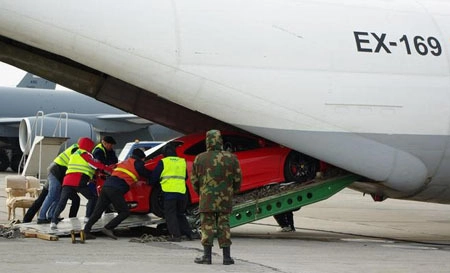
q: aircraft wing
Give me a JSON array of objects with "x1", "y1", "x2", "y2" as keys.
[
  {"x1": 95, "y1": 114, "x2": 153, "y2": 125},
  {"x1": 0, "y1": 118, "x2": 23, "y2": 124}
]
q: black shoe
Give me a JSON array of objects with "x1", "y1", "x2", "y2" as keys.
[
  {"x1": 181, "y1": 235, "x2": 191, "y2": 241},
  {"x1": 84, "y1": 232, "x2": 96, "y2": 240},
  {"x1": 51, "y1": 217, "x2": 63, "y2": 225},
  {"x1": 195, "y1": 256, "x2": 212, "y2": 264},
  {"x1": 101, "y1": 228, "x2": 117, "y2": 240},
  {"x1": 37, "y1": 219, "x2": 50, "y2": 224},
  {"x1": 45, "y1": 217, "x2": 63, "y2": 223},
  {"x1": 223, "y1": 258, "x2": 235, "y2": 265},
  {"x1": 167, "y1": 236, "x2": 181, "y2": 242},
  {"x1": 194, "y1": 246, "x2": 212, "y2": 264},
  {"x1": 223, "y1": 247, "x2": 235, "y2": 265}
]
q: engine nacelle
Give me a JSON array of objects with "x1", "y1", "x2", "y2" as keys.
[{"x1": 19, "y1": 116, "x2": 99, "y2": 154}]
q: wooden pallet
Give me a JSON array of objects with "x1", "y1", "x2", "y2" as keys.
[{"x1": 23, "y1": 230, "x2": 59, "y2": 241}]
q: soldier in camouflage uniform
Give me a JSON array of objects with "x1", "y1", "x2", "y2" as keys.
[{"x1": 191, "y1": 129, "x2": 242, "y2": 265}]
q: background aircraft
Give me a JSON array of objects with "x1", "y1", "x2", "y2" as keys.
[
  {"x1": 0, "y1": 73, "x2": 181, "y2": 172},
  {"x1": 0, "y1": 1, "x2": 450, "y2": 205},
  {"x1": 15, "y1": 72, "x2": 56, "y2": 89}
]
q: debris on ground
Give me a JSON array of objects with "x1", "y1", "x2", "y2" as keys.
[
  {"x1": 0, "y1": 221, "x2": 24, "y2": 239},
  {"x1": 129, "y1": 234, "x2": 170, "y2": 243}
]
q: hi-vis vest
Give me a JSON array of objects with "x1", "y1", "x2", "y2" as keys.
[
  {"x1": 160, "y1": 157, "x2": 187, "y2": 194},
  {"x1": 54, "y1": 144, "x2": 78, "y2": 167},
  {"x1": 66, "y1": 149, "x2": 96, "y2": 178},
  {"x1": 111, "y1": 158, "x2": 139, "y2": 186},
  {"x1": 93, "y1": 143, "x2": 106, "y2": 156}
]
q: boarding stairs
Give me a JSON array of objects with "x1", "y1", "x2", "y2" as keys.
[{"x1": 19, "y1": 111, "x2": 69, "y2": 181}]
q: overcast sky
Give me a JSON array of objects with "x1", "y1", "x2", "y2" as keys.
[
  {"x1": 0, "y1": 62, "x2": 27, "y2": 87},
  {"x1": 0, "y1": 62, "x2": 69, "y2": 90}
]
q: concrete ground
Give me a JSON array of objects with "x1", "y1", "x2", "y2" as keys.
[{"x1": 1, "y1": 171, "x2": 450, "y2": 273}]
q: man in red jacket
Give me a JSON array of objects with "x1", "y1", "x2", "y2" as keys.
[
  {"x1": 50, "y1": 137, "x2": 113, "y2": 229},
  {"x1": 83, "y1": 148, "x2": 151, "y2": 240}
]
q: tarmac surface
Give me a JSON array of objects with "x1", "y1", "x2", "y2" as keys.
[{"x1": 1, "y1": 171, "x2": 450, "y2": 273}]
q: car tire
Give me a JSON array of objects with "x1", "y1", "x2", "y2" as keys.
[
  {"x1": 283, "y1": 151, "x2": 318, "y2": 183},
  {"x1": 150, "y1": 185, "x2": 165, "y2": 218}
]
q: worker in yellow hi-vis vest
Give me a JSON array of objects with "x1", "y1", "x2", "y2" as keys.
[{"x1": 149, "y1": 144, "x2": 197, "y2": 242}]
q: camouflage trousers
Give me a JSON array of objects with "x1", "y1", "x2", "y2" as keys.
[{"x1": 200, "y1": 212, "x2": 231, "y2": 248}]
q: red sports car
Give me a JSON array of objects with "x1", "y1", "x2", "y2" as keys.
[{"x1": 97, "y1": 131, "x2": 319, "y2": 217}]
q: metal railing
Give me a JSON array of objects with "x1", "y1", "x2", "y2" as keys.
[{"x1": 18, "y1": 111, "x2": 69, "y2": 180}]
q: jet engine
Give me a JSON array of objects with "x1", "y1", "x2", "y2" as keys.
[{"x1": 19, "y1": 116, "x2": 98, "y2": 154}]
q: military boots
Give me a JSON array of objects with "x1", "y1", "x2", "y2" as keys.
[
  {"x1": 194, "y1": 245, "x2": 212, "y2": 264},
  {"x1": 223, "y1": 247, "x2": 235, "y2": 265}
]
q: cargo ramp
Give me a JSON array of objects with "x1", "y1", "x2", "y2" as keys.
[{"x1": 230, "y1": 174, "x2": 359, "y2": 228}]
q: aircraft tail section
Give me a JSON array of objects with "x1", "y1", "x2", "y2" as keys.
[{"x1": 16, "y1": 73, "x2": 56, "y2": 89}]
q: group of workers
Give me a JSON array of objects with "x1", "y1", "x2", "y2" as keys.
[
  {"x1": 23, "y1": 136, "x2": 119, "y2": 229},
  {"x1": 22, "y1": 129, "x2": 296, "y2": 265}
]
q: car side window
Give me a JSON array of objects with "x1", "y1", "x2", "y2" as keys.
[
  {"x1": 223, "y1": 135, "x2": 259, "y2": 152},
  {"x1": 184, "y1": 140, "x2": 206, "y2": 155}
]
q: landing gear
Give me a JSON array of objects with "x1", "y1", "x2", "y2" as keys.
[
  {"x1": 10, "y1": 152, "x2": 23, "y2": 172},
  {"x1": 0, "y1": 149, "x2": 10, "y2": 171}
]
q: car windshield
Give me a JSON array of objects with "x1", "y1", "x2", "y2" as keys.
[
  {"x1": 144, "y1": 140, "x2": 183, "y2": 161},
  {"x1": 118, "y1": 141, "x2": 162, "y2": 161}
]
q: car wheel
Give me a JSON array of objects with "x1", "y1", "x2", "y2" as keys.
[
  {"x1": 283, "y1": 151, "x2": 318, "y2": 183},
  {"x1": 150, "y1": 185, "x2": 165, "y2": 218}
]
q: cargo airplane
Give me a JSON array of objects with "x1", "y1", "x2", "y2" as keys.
[{"x1": 0, "y1": 1, "x2": 449, "y2": 204}]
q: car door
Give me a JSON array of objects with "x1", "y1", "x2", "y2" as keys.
[{"x1": 223, "y1": 134, "x2": 286, "y2": 192}]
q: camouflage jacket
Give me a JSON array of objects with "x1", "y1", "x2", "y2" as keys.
[{"x1": 191, "y1": 130, "x2": 242, "y2": 213}]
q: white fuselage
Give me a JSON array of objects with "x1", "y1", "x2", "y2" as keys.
[{"x1": 1, "y1": 0, "x2": 450, "y2": 202}]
